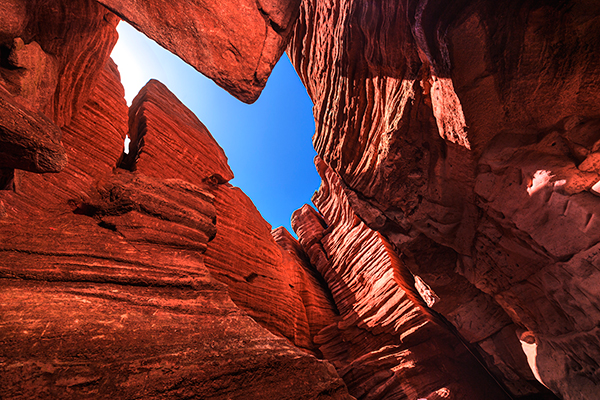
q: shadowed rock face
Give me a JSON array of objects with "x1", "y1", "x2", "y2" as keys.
[
  {"x1": 0, "y1": 0, "x2": 118, "y2": 175},
  {"x1": 289, "y1": 0, "x2": 600, "y2": 398},
  {"x1": 291, "y1": 157, "x2": 513, "y2": 399}
]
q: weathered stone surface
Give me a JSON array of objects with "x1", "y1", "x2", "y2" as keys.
[
  {"x1": 3, "y1": 59, "x2": 127, "y2": 216},
  {"x1": 1, "y1": 276, "x2": 350, "y2": 400},
  {"x1": 0, "y1": 201, "x2": 351, "y2": 400},
  {"x1": 203, "y1": 183, "x2": 341, "y2": 355},
  {"x1": 0, "y1": 88, "x2": 67, "y2": 173},
  {"x1": 0, "y1": 0, "x2": 119, "y2": 180},
  {"x1": 119, "y1": 79, "x2": 234, "y2": 184},
  {"x1": 96, "y1": 0, "x2": 301, "y2": 103},
  {"x1": 289, "y1": 0, "x2": 600, "y2": 398},
  {"x1": 0, "y1": 0, "x2": 119, "y2": 126},
  {"x1": 0, "y1": 61, "x2": 353, "y2": 399},
  {"x1": 291, "y1": 157, "x2": 511, "y2": 400},
  {"x1": 272, "y1": 226, "x2": 340, "y2": 349},
  {"x1": 121, "y1": 79, "x2": 339, "y2": 355}
]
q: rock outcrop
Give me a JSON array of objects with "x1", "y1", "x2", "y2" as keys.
[{"x1": 96, "y1": 0, "x2": 301, "y2": 102}]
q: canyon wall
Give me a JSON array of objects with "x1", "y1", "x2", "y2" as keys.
[
  {"x1": 2, "y1": 0, "x2": 600, "y2": 399},
  {"x1": 0, "y1": 2, "x2": 350, "y2": 397},
  {"x1": 0, "y1": 55, "x2": 351, "y2": 400},
  {"x1": 288, "y1": 0, "x2": 600, "y2": 399}
]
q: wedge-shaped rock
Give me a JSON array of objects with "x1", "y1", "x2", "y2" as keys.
[{"x1": 97, "y1": 0, "x2": 301, "y2": 103}]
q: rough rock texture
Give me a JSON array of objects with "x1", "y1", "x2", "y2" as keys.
[
  {"x1": 203, "y1": 183, "x2": 340, "y2": 355},
  {"x1": 292, "y1": 157, "x2": 511, "y2": 400},
  {"x1": 0, "y1": 88, "x2": 67, "y2": 173},
  {"x1": 2, "y1": 59, "x2": 128, "y2": 217},
  {"x1": 0, "y1": 0, "x2": 119, "y2": 180},
  {"x1": 96, "y1": 0, "x2": 301, "y2": 103},
  {"x1": 0, "y1": 0, "x2": 119, "y2": 126},
  {"x1": 122, "y1": 79, "x2": 340, "y2": 355},
  {"x1": 3, "y1": 0, "x2": 600, "y2": 399},
  {"x1": 118, "y1": 79, "x2": 234, "y2": 184},
  {"x1": 289, "y1": 0, "x2": 600, "y2": 398},
  {"x1": 0, "y1": 62, "x2": 353, "y2": 399}
]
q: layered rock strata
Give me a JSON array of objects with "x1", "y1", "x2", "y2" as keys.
[
  {"x1": 203, "y1": 184, "x2": 340, "y2": 355},
  {"x1": 289, "y1": 0, "x2": 600, "y2": 398},
  {"x1": 292, "y1": 157, "x2": 512, "y2": 399},
  {"x1": 0, "y1": 0, "x2": 119, "y2": 181},
  {"x1": 0, "y1": 60, "x2": 352, "y2": 399},
  {"x1": 123, "y1": 79, "x2": 341, "y2": 355}
]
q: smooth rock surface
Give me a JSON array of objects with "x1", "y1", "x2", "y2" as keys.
[{"x1": 96, "y1": 0, "x2": 301, "y2": 103}]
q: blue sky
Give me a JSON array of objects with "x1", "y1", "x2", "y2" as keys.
[{"x1": 110, "y1": 22, "x2": 319, "y2": 234}]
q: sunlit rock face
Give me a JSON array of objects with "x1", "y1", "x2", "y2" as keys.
[
  {"x1": 96, "y1": 0, "x2": 302, "y2": 103},
  {"x1": 122, "y1": 78, "x2": 340, "y2": 356},
  {"x1": 289, "y1": 0, "x2": 600, "y2": 398},
  {"x1": 0, "y1": 52, "x2": 351, "y2": 400}
]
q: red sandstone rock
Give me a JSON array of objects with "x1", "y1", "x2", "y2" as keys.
[
  {"x1": 2, "y1": 0, "x2": 600, "y2": 398},
  {"x1": 291, "y1": 157, "x2": 511, "y2": 400},
  {"x1": 0, "y1": 88, "x2": 67, "y2": 173},
  {"x1": 0, "y1": 206, "x2": 351, "y2": 399},
  {"x1": 289, "y1": 0, "x2": 600, "y2": 398},
  {"x1": 121, "y1": 79, "x2": 339, "y2": 354},
  {"x1": 96, "y1": 0, "x2": 301, "y2": 103},
  {"x1": 4, "y1": 59, "x2": 127, "y2": 216},
  {"x1": 0, "y1": 0, "x2": 119, "y2": 183},
  {"x1": 203, "y1": 181, "x2": 344, "y2": 355},
  {"x1": 272, "y1": 226, "x2": 341, "y2": 352},
  {"x1": 0, "y1": 61, "x2": 353, "y2": 399},
  {"x1": 0, "y1": 0, "x2": 119, "y2": 126},
  {"x1": 120, "y1": 79, "x2": 234, "y2": 184},
  {"x1": 1, "y1": 275, "x2": 350, "y2": 400}
]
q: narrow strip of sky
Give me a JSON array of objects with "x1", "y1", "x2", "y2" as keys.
[{"x1": 110, "y1": 22, "x2": 320, "y2": 235}]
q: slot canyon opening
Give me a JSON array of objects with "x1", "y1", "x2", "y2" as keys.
[{"x1": 110, "y1": 21, "x2": 320, "y2": 235}]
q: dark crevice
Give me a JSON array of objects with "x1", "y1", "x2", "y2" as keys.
[
  {"x1": 0, "y1": 45, "x2": 17, "y2": 70},
  {"x1": 117, "y1": 133, "x2": 144, "y2": 171},
  {"x1": 255, "y1": 1, "x2": 285, "y2": 34},
  {"x1": 244, "y1": 272, "x2": 259, "y2": 283},
  {"x1": 0, "y1": 168, "x2": 16, "y2": 191},
  {"x1": 98, "y1": 220, "x2": 117, "y2": 231}
]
